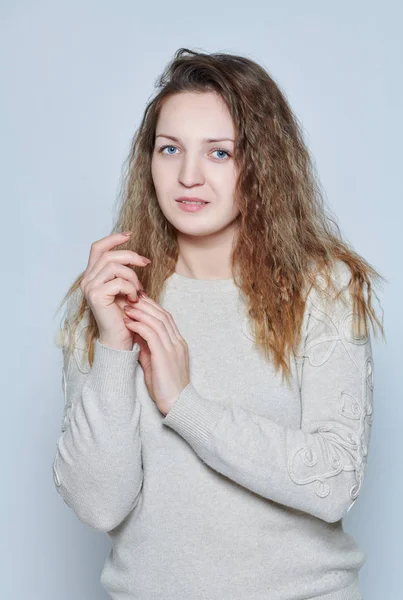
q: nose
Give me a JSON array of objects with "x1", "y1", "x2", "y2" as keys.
[{"x1": 178, "y1": 154, "x2": 205, "y2": 187}]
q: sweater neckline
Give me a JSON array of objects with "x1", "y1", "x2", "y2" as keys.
[{"x1": 164, "y1": 271, "x2": 239, "y2": 294}]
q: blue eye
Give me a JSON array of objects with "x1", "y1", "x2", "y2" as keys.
[
  {"x1": 211, "y1": 149, "x2": 230, "y2": 160},
  {"x1": 159, "y1": 145, "x2": 177, "y2": 155},
  {"x1": 157, "y1": 145, "x2": 231, "y2": 160}
]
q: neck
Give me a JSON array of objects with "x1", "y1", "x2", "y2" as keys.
[{"x1": 175, "y1": 220, "x2": 240, "y2": 280}]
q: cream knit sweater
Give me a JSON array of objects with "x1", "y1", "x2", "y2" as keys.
[{"x1": 52, "y1": 259, "x2": 372, "y2": 599}]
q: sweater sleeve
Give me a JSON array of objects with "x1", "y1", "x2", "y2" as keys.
[
  {"x1": 52, "y1": 294, "x2": 144, "y2": 533},
  {"x1": 162, "y1": 267, "x2": 374, "y2": 523}
]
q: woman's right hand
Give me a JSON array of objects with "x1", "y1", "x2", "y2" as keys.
[{"x1": 80, "y1": 232, "x2": 151, "y2": 351}]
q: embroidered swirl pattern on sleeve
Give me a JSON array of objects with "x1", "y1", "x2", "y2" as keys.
[{"x1": 287, "y1": 272, "x2": 374, "y2": 503}]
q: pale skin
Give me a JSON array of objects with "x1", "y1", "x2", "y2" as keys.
[
  {"x1": 123, "y1": 290, "x2": 190, "y2": 416},
  {"x1": 85, "y1": 91, "x2": 241, "y2": 415},
  {"x1": 151, "y1": 90, "x2": 241, "y2": 279},
  {"x1": 80, "y1": 232, "x2": 189, "y2": 417}
]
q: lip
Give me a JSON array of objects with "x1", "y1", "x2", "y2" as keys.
[
  {"x1": 175, "y1": 198, "x2": 210, "y2": 213},
  {"x1": 175, "y1": 197, "x2": 210, "y2": 203}
]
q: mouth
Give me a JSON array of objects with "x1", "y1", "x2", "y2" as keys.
[
  {"x1": 175, "y1": 198, "x2": 210, "y2": 212},
  {"x1": 175, "y1": 197, "x2": 209, "y2": 205}
]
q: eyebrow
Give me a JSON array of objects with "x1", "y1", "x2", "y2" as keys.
[{"x1": 155, "y1": 134, "x2": 235, "y2": 143}]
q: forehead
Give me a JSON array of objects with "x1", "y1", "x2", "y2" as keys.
[{"x1": 156, "y1": 91, "x2": 235, "y2": 140}]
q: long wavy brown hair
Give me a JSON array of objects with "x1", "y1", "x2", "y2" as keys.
[{"x1": 55, "y1": 47, "x2": 387, "y2": 385}]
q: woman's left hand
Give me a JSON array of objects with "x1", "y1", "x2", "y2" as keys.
[{"x1": 123, "y1": 292, "x2": 190, "y2": 416}]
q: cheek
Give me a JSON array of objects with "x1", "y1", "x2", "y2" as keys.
[
  {"x1": 151, "y1": 158, "x2": 174, "y2": 190},
  {"x1": 150, "y1": 156, "x2": 158, "y2": 182},
  {"x1": 212, "y1": 166, "x2": 237, "y2": 194},
  {"x1": 151, "y1": 164, "x2": 164, "y2": 195}
]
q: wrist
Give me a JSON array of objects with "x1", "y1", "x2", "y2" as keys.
[{"x1": 98, "y1": 337, "x2": 134, "y2": 352}]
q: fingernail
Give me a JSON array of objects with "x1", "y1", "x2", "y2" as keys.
[
  {"x1": 122, "y1": 231, "x2": 132, "y2": 236},
  {"x1": 141, "y1": 257, "x2": 151, "y2": 264}
]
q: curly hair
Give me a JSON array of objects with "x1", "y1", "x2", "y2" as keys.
[{"x1": 55, "y1": 47, "x2": 386, "y2": 385}]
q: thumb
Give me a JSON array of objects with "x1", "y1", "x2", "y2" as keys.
[
  {"x1": 133, "y1": 333, "x2": 153, "y2": 396},
  {"x1": 133, "y1": 333, "x2": 151, "y2": 364}
]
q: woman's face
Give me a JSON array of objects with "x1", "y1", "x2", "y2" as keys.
[{"x1": 151, "y1": 91, "x2": 240, "y2": 238}]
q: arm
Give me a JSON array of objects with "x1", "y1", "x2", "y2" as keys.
[
  {"x1": 52, "y1": 294, "x2": 143, "y2": 532},
  {"x1": 162, "y1": 267, "x2": 374, "y2": 523}
]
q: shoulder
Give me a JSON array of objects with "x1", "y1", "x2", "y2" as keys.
[{"x1": 306, "y1": 259, "x2": 352, "y2": 313}]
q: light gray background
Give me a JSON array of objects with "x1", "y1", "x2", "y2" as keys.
[{"x1": 1, "y1": 1, "x2": 401, "y2": 598}]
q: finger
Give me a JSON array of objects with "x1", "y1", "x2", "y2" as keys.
[
  {"x1": 90, "y1": 277, "x2": 140, "y2": 306},
  {"x1": 86, "y1": 262, "x2": 142, "y2": 302},
  {"x1": 86, "y1": 232, "x2": 132, "y2": 271},
  {"x1": 85, "y1": 249, "x2": 150, "y2": 285},
  {"x1": 124, "y1": 320, "x2": 169, "y2": 365},
  {"x1": 86, "y1": 232, "x2": 150, "y2": 271},
  {"x1": 132, "y1": 332, "x2": 147, "y2": 350},
  {"x1": 136, "y1": 295, "x2": 184, "y2": 342},
  {"x1": 124, "y1": 306, "x2": 175, "y2": 351},
  {"x1": 125, "y1": 299, "x2": 180, "y2": 346}
]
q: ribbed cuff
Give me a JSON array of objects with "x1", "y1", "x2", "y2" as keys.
[
  {"x1": 312, "y1": 576, "x2": 362, "y2": 600},
  {"x1": 83, "y1": 339, "x2": 140, "y2": 415},
  {"x1": 162, "y1": 382, "x2": 226, "y2": 452}
]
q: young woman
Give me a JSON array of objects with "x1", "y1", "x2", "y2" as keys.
[{"x1": 53, "y1": 48, "x2": 385, "y2": 600}]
